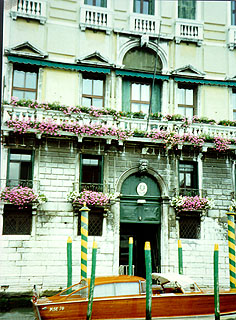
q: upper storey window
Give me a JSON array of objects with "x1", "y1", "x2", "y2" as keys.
[
  {"x1": 85, "y1": 0, "x2": 107, "y2": 7},
  {"x1": 82, "y1": 76, "x2": 104, "y2": 108},
  {"x1": 133, "y1": 0, "x2": 154, "y2": 15},
  {"x1": 131, "y1": 82, "x2": 150, "y2": 114},
  {"x1": 232, "y1": 0, "x2": 236, "y2": 25},
  {"x1": 177, "y1": 84, "x2": 197, "y2": 118},
  {"x1": 12, "y1": 65, "x2": 38, "y2": 100},
  {"x1": 178, "y1": 0, "x2": 196, "y2": 19}
]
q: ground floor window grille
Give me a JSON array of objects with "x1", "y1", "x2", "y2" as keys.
[
  {"x1": 78, "y1": 209, "x2": 103, "y2": 236},
  {"x1": 3, "y1": 205, "x2": 32, "y2": 235},
  {"x1": 179, "y1": 214, "x2": 201, "y2": 239}
]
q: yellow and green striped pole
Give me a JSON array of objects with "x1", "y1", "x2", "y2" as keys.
[
  {"x1": 178, "y1": 240, "x2": 183, "y2": 275},
  {"x1": 226, "y1": 207, "x2": 236, "y2": 289},
  {"x1": 128, "y1": 237, "x2": 133, "y2": 276},
  {"x1": 80, "y1": 202, "x2": 90, "y2": 279}
]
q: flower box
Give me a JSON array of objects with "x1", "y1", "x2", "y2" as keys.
[{"x1": 170, "y1": 195, "x2": 214, "y2": 213}]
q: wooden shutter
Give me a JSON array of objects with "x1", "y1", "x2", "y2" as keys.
[
  {"x1": 151, "y1": 83, "x2": 161, "y2": 113},
  {"x1": 148, "y1": 0, "x2": 155, "y2": 15},
  {"x1": 122, "y1": 79, "x2": 131, "y2": 112}
]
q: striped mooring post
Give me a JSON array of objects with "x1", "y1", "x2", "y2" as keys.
[
  {"x1": 67, "y1": 236, "x2": 72, "y2": 289},
  {"x1": 80, "y1": 202, "x2": 90, "y2": 279},
  {"x1": 145, "y1": 241, "x2": 152, "y2": 320},
  {"x1": 214, "y1": 244, "x2": 220, "y2": 320},
  {"x1": 226, "y1": 207, "x2": 236, "y2": 289},
  {"x1": 178, "y1": 239, "x2": 183, "y2": 275},
  {"x1": 128, "y1": 237, "x2": 133, "y2": 276}
]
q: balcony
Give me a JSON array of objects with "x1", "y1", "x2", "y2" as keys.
[
  {"x1": 177, "y1": 188, "x2": 207, "y2": 198},
  {"x1": 2, "y1": 104, "x2": 236, "y2": 151},
  {"x1": 175, "y1": 19, "x2": 203, "y2": 46},
  {"x1": 10, "y1": 0, "x2": 47, "y2": 24},
  {"x1": 0, "y1": 179, "x2": 40, "y2": 193},
  {"x1": 129, "y1": 13, "x2": 160, "y2": 35},
  {"x1": 80, "y1": 5, "x2": 112, "y2": 34},
  {"x1": 228, "y1": 26, "x2": 236, "y2": 50}
]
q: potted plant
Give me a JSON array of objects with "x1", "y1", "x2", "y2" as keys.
[{"x1": 170, "y1": 195, "x2": 214, "y2": 213}]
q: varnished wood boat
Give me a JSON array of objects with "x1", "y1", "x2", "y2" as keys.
[{"x1": 32, "y1": 273, "x2": 236, "y2": 320}]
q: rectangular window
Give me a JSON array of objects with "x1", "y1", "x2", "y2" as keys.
[
  {"x1": 177, "y1": 84, "x2": 197, "y2": 118},
  {"x1": 232, "y1": 0, "x2": 236, "y2": 25},
  {"x1": 178, "y1": 0, "x2": 196, "y2": 20},
  {"x1": 7, "y1": 150, "x2": 33, "y2": 188},
  {"x1": 179, "y1": 161, "x2": 198, "y2": 196},
  {"x1": 3, "y1": 205, "x2": 32, "y2": 235},
  {"x1": 80, "y1": 155, "x2": 103, "y2": 192},
  {"x1": 78, "y1": 209, "x2": 103, "y2": 236},
  {"x1": 131, "y1": 82, "x2": 150, "y2": 115},
  {"x1": 179, "y1": 214, "x2": 200, "y2": 239},
  {"x1": 233, "y1": 89, "x2": 236, "y2": 120},
  {"x1": 84, "y1": 0, "x2": 107, "y2": 8},
  {"x1": 82, "y1": 76, "x2": 104, "y2": 109},
  {"x1": 12, "y1": 65, "x2": 38, "y2": 100},
  {"x1": 133, "y1": 0, "x2": 154, "y2": 15}
]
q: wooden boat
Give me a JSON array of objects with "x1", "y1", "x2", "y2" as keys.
[{"x1": 32, "y1": 273, "x2": 236, "y2": 320}]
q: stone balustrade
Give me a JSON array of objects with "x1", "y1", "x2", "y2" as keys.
[
  {"x1": 175, "y1": 19, "x2": 203, "y2": 45},
  {"x1": 10, "y1": 0, "x2": 46, "y2": 24},
  {"x1": 80, "y1": 5, "x2": 112, "y2": 34},
  {"x1": 228, "y1": 26, "x2": 236, "y2": 50},
  {"x1": 2, "y1": 104, "x2": 236, "y2": 142},
  {"x1": 129, "y1": 13, "x2": 160, "y2": 35}
]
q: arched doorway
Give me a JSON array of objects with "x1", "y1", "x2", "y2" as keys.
[{"x1": 119, "y1": 172, "x2": 161, "y2": 277}]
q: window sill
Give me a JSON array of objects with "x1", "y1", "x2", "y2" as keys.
[{"x1": 10, "y1": 11, "x2": 47, "y2": 25}]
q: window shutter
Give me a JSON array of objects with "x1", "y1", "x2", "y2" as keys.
[
  {"x1": 178, "y1": 0, "x2": 195, "y2": 19},
  {"x1": 148, "y1": 0, "x2": 155, "y2": 15},
  {"x1": 122, "y1": 79, "x2": 131, "y2": 112},
  {"x1": 151, "y1": 83, "x2": 161, "y2": 113},
  {"x1": 101, "y1": 0, "x2": 107, "y2": 7},
  {"x1": 133, "y1": 0, "x2": 136, "y2": 12}
]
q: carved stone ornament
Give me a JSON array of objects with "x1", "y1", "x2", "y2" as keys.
[
  {"x1": 137, "y1": 182, "x2": 148, "y2": 196},
  {"x1": 138, "y1": 159, "x2": 149, "y2": 174}
]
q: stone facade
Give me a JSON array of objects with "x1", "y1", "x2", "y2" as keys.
[{"x1": 1, "y1": 0, "x2": 236, "y2": 295}]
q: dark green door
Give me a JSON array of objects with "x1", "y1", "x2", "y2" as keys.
[{"x1": 119, "y1": 173, "x2": 161, "y2": 277}]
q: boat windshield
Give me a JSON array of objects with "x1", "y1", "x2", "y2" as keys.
[
  {"x1": 93, "y1": 282, "x2": 140, "y2": 298},
  {"x1": 59, "y1": 279, "x2": 88, "y2": 297}
]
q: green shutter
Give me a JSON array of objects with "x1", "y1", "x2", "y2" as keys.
[
  {"x1": 178, "y1": 0, "x2": 195, "y2": 19},
  {"x1": 122, "y1": 79, "x2": 131, "y2": 112},
  {"x1": 133, "y1": 0, "x2": 136, "y2": 12},
  {"x1": 148, "y1": 0, "x2": 155, "y2": 15},
  {"x1": 101, "y1": 0, "x2": 107, "y2": 7},
  {"x1": 151, "y1": 83, "x2": 161, "y2": 113}
]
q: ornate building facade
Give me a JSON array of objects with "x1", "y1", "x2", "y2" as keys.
[{"x1": 1, "y1": 0, "x2": 236, "y2": 294}]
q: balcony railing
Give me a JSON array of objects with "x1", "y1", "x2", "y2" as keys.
[
  {"x1": 3, "y1": 104, "x2": 236, "y2": 146},
  {"x1": 175, "y1": 19, "x2": 203, "y2": 45},
  {"x1": 129, "y1": 13, "x2": 160, "y2": 35},
  {"x1": 0, "y1": 179, "x2": 40, "y2": 192},
  {"x1": 72, "y1": 182, "x2": 111, "y2": 193},
  {"x1": 80, "y1": 5, "x2": 112, "y2": 34},
  {"x1": 174, "y1": 188, "x2": 207, "y2": 198},
  {"x1": 10, "y1": 0, "x2": 46, "y2": 24},
  {"x1": 228, "y1": 26, "x2": 236, "y2": 50}
]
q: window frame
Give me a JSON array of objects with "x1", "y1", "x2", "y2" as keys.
[
  {"x1": 178, "y1": 0, "x2": 196, "y2": 20},
  {"x1": 232, "y1": 88, "x2": 236, "y2": 120},
  {"x1": 179, "y1": 213, "x2": 201, "y2": 239},
  {"x1": 177, "y1": 84, "x2": 197, "y2": 118},
  {"x1": 178, "y1": 161, "x2": 198, "y2": 196},
  {"x1": 7, "y1": 149, "x2": 34, "y2": 188},
  {"x1": 77, "y1": 209, "x2": 104, "y2": 236},
  {"x1": 133, "y1": 0, "x2": 155, "y2": 15},
  {"x1": 80, "y1": 154, "x2": 104, "y2": 192},
  {"x1": 82, "y1": 75, "x2": 105, "y2": 109},
  {"x1": 130, "y1": 81, "x2": 151, "y2": 114},
  {"x1": 84, "y1": 0, "x2": 107, "y2": 8},
  {"x1": 11, "y1": 64, "x2": 38, "y2": 100}
]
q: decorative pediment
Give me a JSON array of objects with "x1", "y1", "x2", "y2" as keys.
[
  {"x1": 5, "y1": 42, "x2": 48, "y2": 58},
  {"x1": 171, "y1": 65, "x2": 205, "y2": 78},
  {"x1": 76, "y1": 51, "x2": 113, "y2": 67}
]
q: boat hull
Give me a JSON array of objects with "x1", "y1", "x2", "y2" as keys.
[{"x1": 33, "y1": 292, "x2": 236, "y2": 320}]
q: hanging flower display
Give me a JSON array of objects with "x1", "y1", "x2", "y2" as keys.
[
  {"x1": 68, "y1": 190, "x2": 111, "y2": 207},
  {"x1": 0, "y1": 186, "x2": 47, "y2": 209},
  {"x1": 170, "y1": 195, "x2": 214, "y2": 213}
]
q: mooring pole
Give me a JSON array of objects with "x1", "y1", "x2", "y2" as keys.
[
  {"x1": 87, "y1": 241, "x2": 97, "y2": 320},
  {"x1": 67, "y1": 236, "x2": 72, "y2": 290},
  {"x1": 80, "y1": 202, "x2": 90, "y2": 279},
  {"x1": 128, "y1": 237, "x2": 133, "y2": 275},
  {"x1": 226, "y1": 208, "x2": 236, "y2": 289},
  {"x1": 178, "y1": 239, "x2": 183, "y2": 275},
  {"x1": 214, "y1": 244, "x2": 220, "y2": 320},
  {"x1": 145, "y1": 241, "x2": 152, "y2": 320}
]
